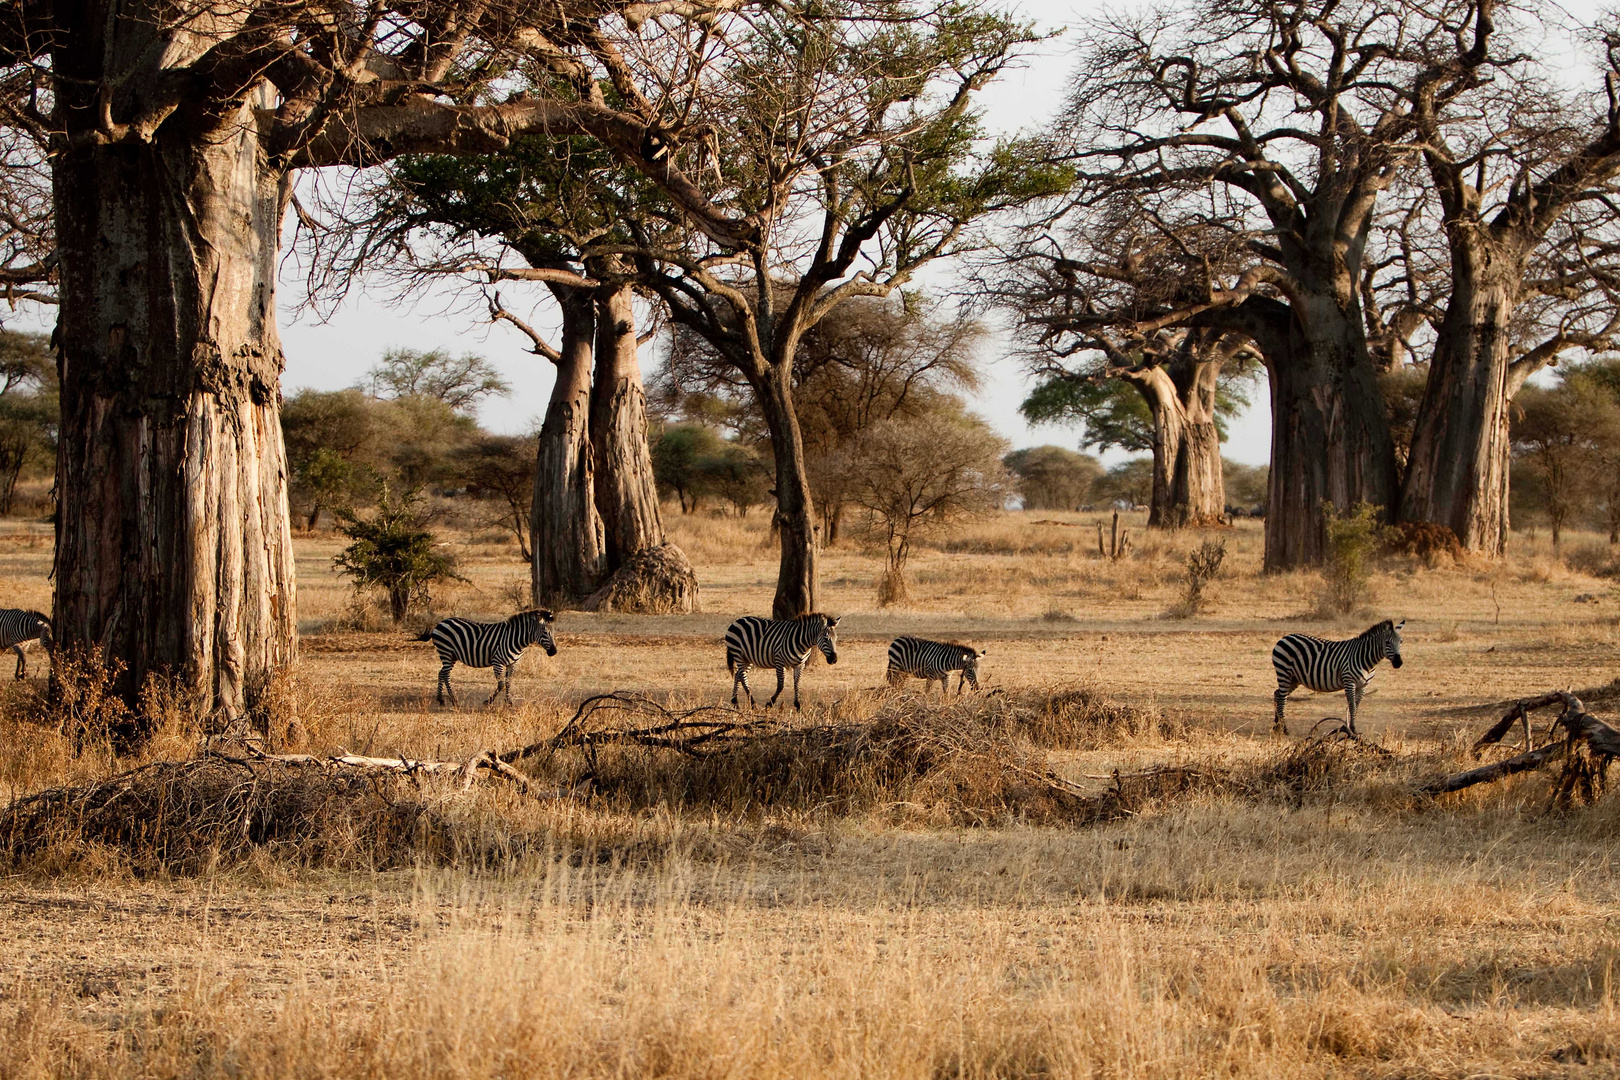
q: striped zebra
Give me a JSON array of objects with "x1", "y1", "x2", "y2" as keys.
[
  {"x1": 724, "y1": 613, "x2": 841, "y2": 710},
  {"x1": 1272, "y1": 619, "x2": 1405, "y2": 736},
  {"x1": 0, "y1": 609, "x2": 52, "y2": 679},
  {"x1": 417, "y1": 609, "x2": 557, "y2": 706},
  {"x1": 886, "y1": 636, "x2": 986, "y2": 696}
]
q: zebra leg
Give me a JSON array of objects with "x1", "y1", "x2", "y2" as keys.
[
  {"x1": 767, "y1": 666, "x2": 786, "y2": 707},
  {"x1": 437, "y1": 661, "x2": 456, "y2": 707},
  {"x1": 886, "y1": 665, "x2": 905, "y2": 688},
  {"x1": 13, "y1": 645, "x2": 24, "y2": 680},
  {"x1": 486, "y1": 665, "x2": 504, "y2": 707},
  {"x1": 733, "y1": 665, "x2": 754, "y2": 708},
  {"x1": 792, "y1": 663, "x2": 805, "y2": 711},
  {"x1": 1344, "y1": 679, "x2": 1360, "y2": 737},
  {"x1": 1273, "y1": 683, "x2": 1292, "y2": 735}
]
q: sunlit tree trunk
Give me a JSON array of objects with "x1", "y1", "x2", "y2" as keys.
[
  {"x1": 53, "y1": 80, "x2": 297, "y2": 724},
  {"x1": 590, "y1": 283, "x2": 665, "y2": 567},
  {"x1": 531, "y1": 290, "x2": 605, "y2": 605},
  {"x1": 752, "y1": 363, "x2": 818, "y2": 617}
]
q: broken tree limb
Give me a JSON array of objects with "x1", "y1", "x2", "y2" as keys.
[
  {"x1": 1471, "y1": 691, "x2": 1568, "y2": 756},
  {"x1": 1420, "y1": 741, "x2": 1568, "y2": 795},
  {"x1": 206, "y1": 747, "x2": 565, "y2": 799},
  {"x1": 1425, "y1": 692, "x2": 1620, "y2": 797}
]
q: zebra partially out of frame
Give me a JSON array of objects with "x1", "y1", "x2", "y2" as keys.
[
  {"x1": 724, "y1": 613, "x2": 841, "y2": 710},
  {"x1": 1272, "y1": 619, "x2": 1405, "y2": 736},
  {"x1": 418, "y1": 609, "x2": 557, "y2": 706},
  {"x1": 886, "y1": 636, "x2": 986, "y2": 696},
  {"x1": 0, "y1": 609, "x2": 52, "y2": 679}
]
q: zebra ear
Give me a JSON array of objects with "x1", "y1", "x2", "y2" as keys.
[
  {"x1": 828, "y1": 615, "x2": 841, "y2": 627},
  {"x1": 978, "y1": 649, "x2": 988, "y2": 657},
  {"x1": 1394, "y1": 619, "x2": 1405, "y2": 630}
]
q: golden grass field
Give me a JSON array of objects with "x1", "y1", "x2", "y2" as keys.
[{"x1": 3, "y1": 507, "x2": 1620, "y2": 1078}]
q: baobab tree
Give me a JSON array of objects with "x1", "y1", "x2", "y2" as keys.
[
  {"x1": 1398, "y1": 8, "x2": 1620, "y2": 553},
  {"x1": 0, "y1": 0, "x2": 746, "y2": 718}
]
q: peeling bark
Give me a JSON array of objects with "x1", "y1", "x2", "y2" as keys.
[
  {"x1": 1125, "y1": 337, "x2": 1227, "y2": 528},
  {"x1": 53, "y1": 84, "x2": 297, "y2": 723}
]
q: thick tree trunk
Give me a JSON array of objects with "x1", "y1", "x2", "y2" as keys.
[
  {"x1": 1130, "y1": 356, "x2": 1226, "y2": 529},
  {"x1": 589, "y1": 283, "x2": 666, "y2": 568},
  {"x1": 52, "y1": 88, "x2": 297, "y2": 722},
  {"x1": 584, "y1": 282, "x2": 699, "y2": 614},
  {"x1": 754, "y1": 365, "x2": 818, "y2": 618},
  {"x1": 531, "y1": 292, "x2": 605, "y2": 606},
  {"x1": 1175, "y1": 419, "x2": 1226, "y2": 525},
  {"x1": 1398, "y1": 270, "x2": 1519, "y2": 555},
  {"x1": 1263, "y1": 297, "x2": 1397, "y2": 569}
]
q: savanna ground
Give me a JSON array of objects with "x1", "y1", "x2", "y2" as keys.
[{"x1": 2, "y1": 508, "x2": 1620, "y2": 1078}]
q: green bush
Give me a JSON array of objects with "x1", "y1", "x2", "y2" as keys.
[
  {"x1": 1318, "y1": 502, "x2": 1380, "y2": 616},
  {"x1": 333, "y1": 488, "x2": 463, "y2": 622}
]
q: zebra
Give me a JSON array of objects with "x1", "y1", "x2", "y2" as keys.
[
  {"x1": 1272, "y1": 619, "x2": 1405, "y2": 736},
  {"x1": 886, "y1": 636, "x2": 986, "y2": 696},
  {"x1": 417, "y1": 609, "x2": 557, "y2": 706},
  {"x1": 0, "y1": 609, "x2": 52, "y2": 679},
  {"x1": 724, "y1": 613, "x2": 841, "y2": 710}
]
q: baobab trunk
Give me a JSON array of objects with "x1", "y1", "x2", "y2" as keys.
[
  {"x1": 1398, "y1": 273, "x2": 1520, "y2": 555},
  {"x1": 531, "y1": 291, "x2": 605, "y2": 605},
  {"x1": 1263, "y1": 297, "x2": 1397, "y2": 569},
  {"x1": 753, "y1": 365, "x2": 818, "y2": 618},
  {"x1": 582, "y1": 282, "x2": 700, "y2": 614},
  {"x1": 52, "y1": 89, "x2": 297, "y2": 724},
  {"x1": 590, "y1": 283, "x2": 666, "y2": 566},
  {"x1": 1130, "y1": 361, "x2": 1225, "y2": 528}
]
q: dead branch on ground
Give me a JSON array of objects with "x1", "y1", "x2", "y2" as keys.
[{"x1": 1422, "y1": 692, "x2": 1620, "y2": 802}]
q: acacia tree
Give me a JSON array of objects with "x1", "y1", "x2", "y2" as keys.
[{"x1": 0, "y1": 0, "x2": 744, "y2": 714}]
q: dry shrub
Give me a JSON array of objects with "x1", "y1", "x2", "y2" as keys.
[
  {"x1": 1168, "y1": 538, "x2": 1226, "y2": 618},
  {"x1": 1381, "y1": 520, "x2": 1463, "y2": 566},
  {"x1": 0, "y1": 758, "x2": 499, "y2": 874},
  {"x1": 1006, "y1": 685, "x2": 1185, "y2": 748},
  {"x1": 875, "y1": 565, "x2": 908, "y2": 606},
  {"x1": 583, "y1": 543, "x2": 702, "y2": 613},
  {"x1": 564, "y1": 695, "x2": 1094, "y2": 825},
  {"x1": 1317, "y1": 502, "x2": 1381, "y2": 616}
]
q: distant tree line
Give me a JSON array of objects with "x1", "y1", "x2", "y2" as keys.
[
  {"x1": 0, "y1": 330, "x2": 56, "y2": 517},
  {"x1": 1004, "y1": 446, "x2": 1267, "y2": 516}
]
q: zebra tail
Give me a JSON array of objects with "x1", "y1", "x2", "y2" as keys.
[{"x1": 414, "y1": 626, "x2": 434, "y2": 642}]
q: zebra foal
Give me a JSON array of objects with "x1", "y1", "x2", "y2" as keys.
[
  {"x1": 418, "y1": 609, "x2": 557, "y2": 706},
  {"x1": 1272, "y1": 619, "x2": 1404, "y2": 736},
  {"x1": 724, "y1": 613, "x2": 840, "y2": 710},
  {"x1": 0, "y1": 609, "x2": 51, "y2": 679},
  {"x1": 886, "y1": 636, "x2": 986, "y2": 696}
]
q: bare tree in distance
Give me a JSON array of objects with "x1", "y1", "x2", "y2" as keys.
[
  {"x1": 847, "y1": 403, "x2": 1009, "y2": 606},
  {"x1": 0, "y1": 0, "x2": 754, "y2": 718}
]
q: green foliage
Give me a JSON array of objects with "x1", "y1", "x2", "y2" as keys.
[
  {"x1": 1004, "y1": 446, "x2": 1103, "y2": 510},
  {"x1": 1222, "y1": 460, "x2": 1269, "y2": 509},
  {"x1": 0, "y1": 329, "x2": 57, "y2": 516},
  {"x1": 333, "y1": 488, "x2": 463, "y2": 623},
  {"x1": 650, "y1": 423, "x2": 769, "y2": 515},
  {"x1": 1090, "y1": 459, "x2": 1154, "y2": 508},
  {"x1": 1319, "y1": 503, "x2": 1381, "y2": 616},
  {"x1": 1021, "y1": 371, "x2": 1250, "y2": 456}
]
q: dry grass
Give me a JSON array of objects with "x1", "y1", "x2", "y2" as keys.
[{"x1": 8, "y1": 507, "x2": 1620, "y2": 1077}]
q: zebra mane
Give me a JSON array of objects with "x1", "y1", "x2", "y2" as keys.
[
  {"x1": 940, "y1": 641, "x2": 978, "y2": 656},
  {"x1": 1360, "y1": 619, "x2": 1394, "y2": 638},
  {"x1": 511, "y1": 608, "x2": 554, "y2": 623},
  {"x1": 793, "y1": 612, "x2": 831, "y2": 623}
]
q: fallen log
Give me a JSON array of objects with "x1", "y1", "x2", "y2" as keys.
[
  {"x1": 209, "y1": 748, "x2": 566, "y2": 798},
  {"x1": 1424, "y1": 692, "x2": 1620, "y2": 798},
  {"x1": 1420, "y1": 741, "x2": 1567, "y2": 795}
]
